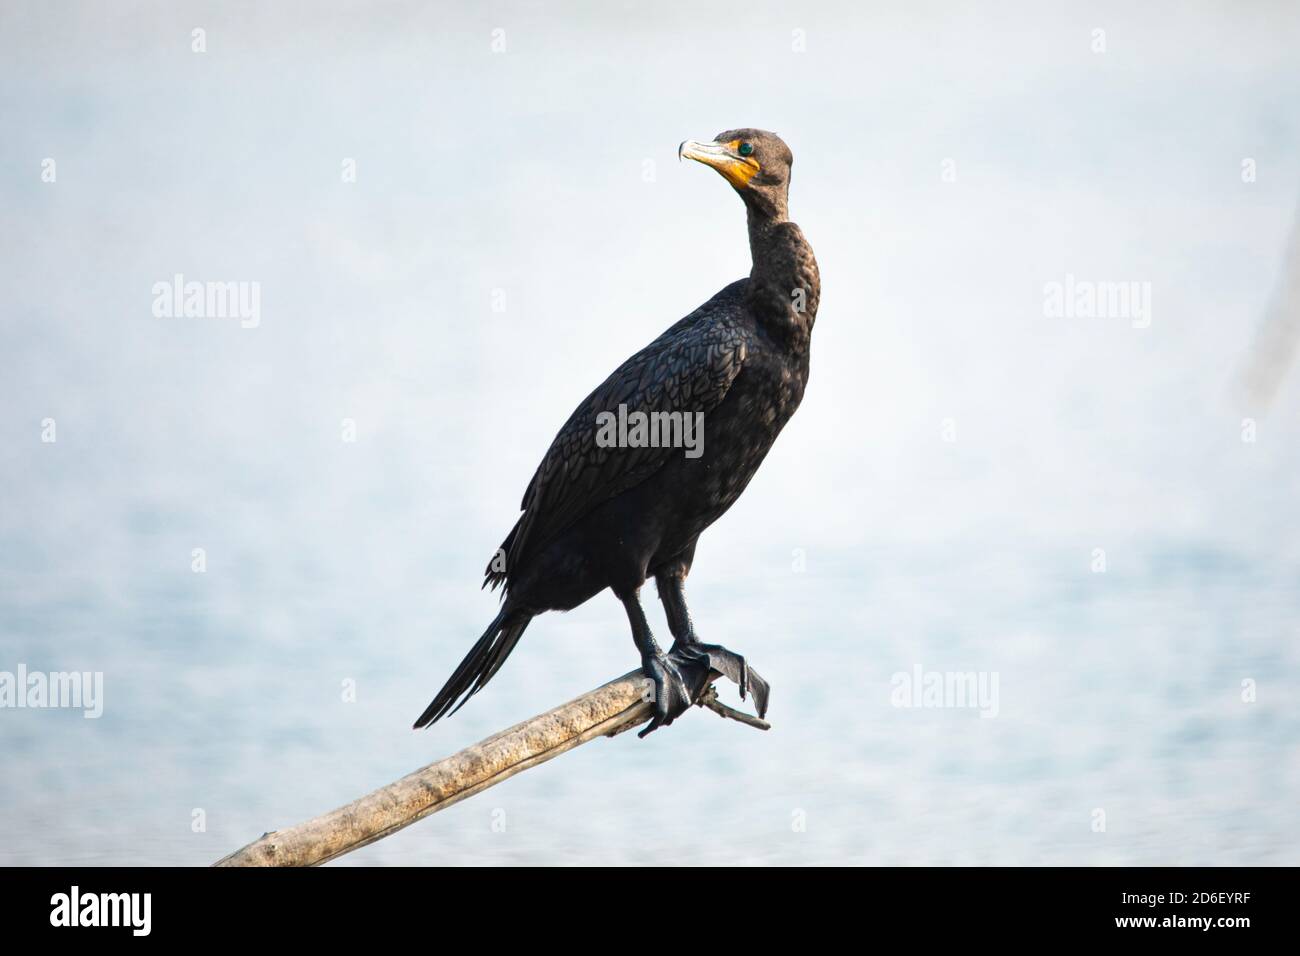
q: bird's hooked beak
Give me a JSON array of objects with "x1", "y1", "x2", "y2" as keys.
[{"x1": 678, "y1": 138, "x2": 760, "y2": 190}]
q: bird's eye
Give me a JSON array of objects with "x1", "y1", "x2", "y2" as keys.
[{"x1": 738, "y1": 142, "x2": 754, "y2": 157}]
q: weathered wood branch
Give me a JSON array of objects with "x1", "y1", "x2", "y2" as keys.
[{"x1": 214, "y1": 670, "x2": 767, "y2": 867}]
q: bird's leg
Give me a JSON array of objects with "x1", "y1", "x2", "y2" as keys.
[
  {"x1": 657, "y1": 569, "x2": 698, "y2": 652},
  {"x1": 655, "y1": 571, "x2": 770, "y2": 720},
  {"x1": 619, "y1": 589, "x2": 709, "y2": 737}
]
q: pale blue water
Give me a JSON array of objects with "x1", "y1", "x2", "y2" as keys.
[{"x1": 2, "y1": 542, "x2": 1297, "y2": 865}]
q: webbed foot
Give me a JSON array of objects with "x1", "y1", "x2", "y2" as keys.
[
  {"x1": 670, "y1": 641, "x2": 770, "y2": 720},
  {"x1": 638, "y1": 650, "x2": 711, "y2": 738},
  {"x1": 638, "y1": 641, "x2": 770, "y2": 737}
]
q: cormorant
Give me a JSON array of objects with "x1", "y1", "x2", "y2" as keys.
[{"x1": 414, "y1": 129, "x2": 820, "y2": 736}]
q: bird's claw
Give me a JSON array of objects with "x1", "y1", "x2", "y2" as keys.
[
  {"x1": 670, "y1": 641, "x2": 769, "y2": 720},
  {"x1": 638, "y1": 651, "x2": 708, "y2": 738},
  {"x1": 638, "y1": 641, "x2": 770, "y2": 737}
]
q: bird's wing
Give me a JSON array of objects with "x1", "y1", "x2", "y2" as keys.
[{"x1": 489, "y1": 304, "x2": 749, "y2": 587}]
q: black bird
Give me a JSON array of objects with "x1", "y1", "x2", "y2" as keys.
[{"x1": 414, "y1": 129, "x2": 820, "y2": 736}]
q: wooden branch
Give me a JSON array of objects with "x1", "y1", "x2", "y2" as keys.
[{"x1": 214, "y1": 669, "x2": 767, "y2": 867}]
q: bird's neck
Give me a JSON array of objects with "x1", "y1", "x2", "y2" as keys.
[{"x1": 745, "y1": 204, "x2": 820, "y2": 352}]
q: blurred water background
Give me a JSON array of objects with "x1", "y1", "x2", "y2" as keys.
[{"x1": 2, "y1": 1, "x2": 1298, "y2": 864}]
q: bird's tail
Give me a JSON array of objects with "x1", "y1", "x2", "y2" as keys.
[{"x1": 412, "y1": 607, "x2": 533, "y2": 729}]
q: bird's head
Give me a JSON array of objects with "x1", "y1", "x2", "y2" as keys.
[{"x1": 679, "y1": 128, "x2": 793, "y2": 220}]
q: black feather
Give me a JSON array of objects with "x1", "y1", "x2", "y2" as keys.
[{"x1": 412, "y1": 608, "x2": 533, "y2": 728}]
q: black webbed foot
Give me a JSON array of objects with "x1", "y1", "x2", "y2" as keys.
[
  {"x1": 638, "y1": 641, "x2": 770, "y2": 738},
  {"x1": 638, "y1": 650, "x2": 712, "y2": 738},
  {"x1": 670, "y1": 641, "x2": 770, "y2": 721}
]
